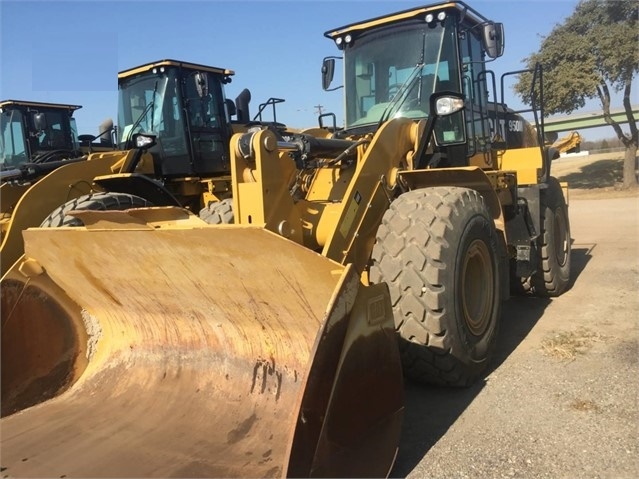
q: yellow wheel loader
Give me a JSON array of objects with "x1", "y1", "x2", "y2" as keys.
[
  {"x1": 37, "y1": 59, "x2": 285, "y2": 227},
  {"x1": 0, "y1": 100, "x2": 118, "y2": 275},
  {"x1": 1, "y1": 2, "x2": 571, "y2": 478},
  {"x1": 0, "y1": 61, "x2": 280, "y2": 276}
]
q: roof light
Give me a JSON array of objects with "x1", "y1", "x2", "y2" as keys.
[
  {"x1": 344, "y1": 34, "x2": 352, "y2": 44},
  {"x1": 335, "y1": 37, "x2": 343, "y2": 46},
  {"x1": 437, "y1": 11, "x2": 447, "y2": 21},
  {"x1": 425, "y1": 13, "x2": 434, "y2": 23}
]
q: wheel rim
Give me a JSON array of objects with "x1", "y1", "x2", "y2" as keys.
[
  {"x1": 553, "y1": 208, "x2": 569, "y2": 267},
  {"x1": 461, "y1": 239, "x2": 493, "y2": 336}
]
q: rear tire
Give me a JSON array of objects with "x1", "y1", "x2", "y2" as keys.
[
  {"x1": 529, "y1": 177, "x2": 571, "y2": 296},
  {"x1": 41, "y1": 192, "x2": 152, "y2": 227},
  {"x1": 199, "y1": 198, "x2": 234, "y2": 225},
  {"x1": 370, "y1": 187, "x2": 501, "y2": 387}
]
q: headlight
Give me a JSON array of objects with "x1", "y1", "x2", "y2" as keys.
[
  {"x1": 134, "y1": 133, "x2": 157, "y2": 149},
  {"x1": 436, "y1": 97, "x2": 465, "y2": 116}
]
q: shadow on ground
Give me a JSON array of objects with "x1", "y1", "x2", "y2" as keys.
[
  {"x1": 558, "y1": 159, "x2": 623, "y2": 189},
  {"x1": 389, "y1": 243, "x2": 594, "y2": 477}
]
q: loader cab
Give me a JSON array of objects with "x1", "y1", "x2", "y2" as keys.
[
  {"x1": 117, "y1": 60, "x2": 235, "y2": 178},
  {"x1": 323, "y1": 1, "x2": 505, "y2": 166},
  {"x1": 0, "y1": 100, "x2": 81, "y2": 169}
]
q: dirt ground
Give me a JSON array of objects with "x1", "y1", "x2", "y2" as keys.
[{"x1": 391, "y1": 152, "x2": 639, "y2": 478}]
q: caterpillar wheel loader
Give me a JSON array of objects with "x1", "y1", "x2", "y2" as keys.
[
  {"x1": 37, "y1": 59, "x2": 287, "y2": 228},
  {"x1": 1, "y1": 2, "x2": 571, "y2": 478},
  {"x1": 0, "y1": 100, "x2": 119, "y2": 275},
  {"x1": 0, "y1": 61, "x2": 279, "y2": 276},
  {"x1": 316, "y1": 1, "x2": 570, "y2": 384}
]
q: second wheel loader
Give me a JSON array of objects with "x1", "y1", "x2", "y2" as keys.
[
  {"x1": 1, "y1": 2, "x2": 571, "y2": 477},
  {"x1": 0, "y1": 60, "x2": 280, "y2": 276},
  {"x1": 39, "y1": 59, "x2": 286, "y2": 225}
]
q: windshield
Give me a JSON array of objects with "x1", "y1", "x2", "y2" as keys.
[
  {"x1": 343, "y1": 17, "x2": 460, "y2": 128},
  {"x1": 118, "y1": 74, "x2": 168, "y2": 146},
  {"x1": 0, "y1": 110, "x2": 28, "y2": 168},
  {"x1": 118, "y1": 70, "x2": 187, "y2": 157}
]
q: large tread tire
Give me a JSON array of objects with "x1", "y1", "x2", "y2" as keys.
[
  {"x1": 199, "y1": 198, "x2": 234, "y2": 225},
  {"x1": 41, "y1": 192, "x2": 152, "y2": 227},
  {"x1": 529, "y1": 177, "x2": 571, "y2": 297},
  {"x1": 370, "y1": 187, "x2": 502, "y2": 387}
]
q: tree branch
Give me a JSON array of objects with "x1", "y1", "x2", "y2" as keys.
[
  {"x1": 598, "y1": 83, "x2": 628, "y2": 146},
  {"x1": 623, "y1": 81, "x2": 638, "y2": 143}
]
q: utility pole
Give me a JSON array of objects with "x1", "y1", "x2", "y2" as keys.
[{"x1": 314, "y1": 104, "x2": 324, "y2": 116}]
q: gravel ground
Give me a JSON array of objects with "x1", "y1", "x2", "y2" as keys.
[{"x1": 390, "y1": 154, "x2": 639, "y2": 478}]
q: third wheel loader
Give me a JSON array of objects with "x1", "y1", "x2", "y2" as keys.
[
  {"x1": 1, "y1": 2, "x2": 570, "y2": 477},
  {"x1": 0, "y1": 100, "x2": 117, "y2": 275}
]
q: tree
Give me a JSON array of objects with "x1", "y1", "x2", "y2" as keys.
[{"x1": 514, "y1": 0, "x2": 638, "y2": 188}]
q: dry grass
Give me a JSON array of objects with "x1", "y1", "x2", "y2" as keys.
[
  {"x1": 569, "y1": 399, "x2": 601, "y2": 413},
  {"x1": 541, "y1": 327, "x2": 607, "y2": 361}
]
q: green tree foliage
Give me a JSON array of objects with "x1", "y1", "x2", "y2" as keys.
[{"x1": 515, "y1": 0, "x2": 638, "y2": 188}]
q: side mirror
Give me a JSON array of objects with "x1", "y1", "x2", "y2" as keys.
[
  {"x1": 321, "y1": 58, "x2": 335, "y2": 91},
  {"x1": 225, "y1": 98, "x2": 237, "y2": 118},
  {"x1": 482, "y1": 22, "x2": 505, "y2": 59},
  {"x1": 33, "y1": 112, "x2": 47, "y2": 131}
]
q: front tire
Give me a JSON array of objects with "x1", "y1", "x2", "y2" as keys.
[
  {"x1": 199, "y1": 198, "x2": 234, "y2": 225},
  {"x1": 41, "y1": 192, "x2": 152, "y2": 227},
  {"x1": 370, "y1": 187, "x2": 501, "y2": 387}
]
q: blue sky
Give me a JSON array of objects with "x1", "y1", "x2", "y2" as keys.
[{"x1": 0, "y1": 0, "x2": 635, "y2": 141}]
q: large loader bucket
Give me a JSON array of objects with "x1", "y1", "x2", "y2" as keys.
[{"x1": 1, "y1": 208, "x2": 403, "y2": 478}]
